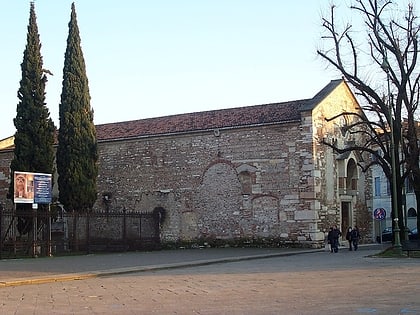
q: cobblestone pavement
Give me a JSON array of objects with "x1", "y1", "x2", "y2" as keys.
[{"x1": 1, "y1": 246, "x2": 419, "y2": 314}]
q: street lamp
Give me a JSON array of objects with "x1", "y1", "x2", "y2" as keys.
[{"x1": 381, "y1": 56, "x2": 402, "y2": 252}]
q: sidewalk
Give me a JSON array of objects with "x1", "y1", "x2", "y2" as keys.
[
  {"x1": 0, "y1": 244, "x2": 385, "y2": 287},
  {"x1": 0, "y1": 247, "x2": 322, "y2": 287}
]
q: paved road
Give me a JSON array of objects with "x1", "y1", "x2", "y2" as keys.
[
  {"x1": 1, "y1": 245, "x2": 419, "y2": 314},
  {"x1": 0, "y1": 247, "x2": 316, "y2": 284}
]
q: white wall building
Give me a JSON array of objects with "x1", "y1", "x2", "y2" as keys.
[{"x1": 371, "y1": 163, "x2": 418, "y2": 240}]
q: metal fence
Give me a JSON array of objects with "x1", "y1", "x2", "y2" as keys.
[{"x1": 0, "y1": 208, "x2": 161, "y2": 259}]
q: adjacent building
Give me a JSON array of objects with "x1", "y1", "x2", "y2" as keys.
[{"x1": 371, "y1": 153, "x2": 418, "y2": 239}]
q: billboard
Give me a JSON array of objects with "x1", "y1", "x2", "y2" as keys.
[{"x1": 14, "y1": 171, "x2": 52, "y2": 204}]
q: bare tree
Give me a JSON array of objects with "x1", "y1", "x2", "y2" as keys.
[{"x1": 317, "y1": 0, "x2": 420, "y2": 240}]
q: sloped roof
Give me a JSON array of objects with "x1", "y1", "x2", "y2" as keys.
[
  {"x1": 0, "y1": 79, "x2": 344, "y2": 146},
  {"x1": 0, "y1": 136, "x2": 15, "y2": 150},
  {"x1": 301, "y1": 79, "x2": 343, "y2": 111},
  {"x1": 96, "y1": 99, "x2": 310, "y2": 141},
  {"x1": 95, "y1": 79, "x2": 344, "y2": 141}
]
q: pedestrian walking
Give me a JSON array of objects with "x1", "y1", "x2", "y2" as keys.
[
  {"x1": 332, "y1": 225, "x2": 342, "y2": 253},
  {"x1": 327, "y1": 227, "x2": 334, "y2": 253},
  {"x1": 346, "y1": 227, "x2": 353, "y2": 251},
  {"x1": 351, "y1": 226, "x2": 360, "y2": 251}
]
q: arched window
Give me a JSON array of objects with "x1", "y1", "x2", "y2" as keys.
[
  {"x1": 238, "y1": 171, "x2": 252, "y2": 195},
  {"x1": 346, "y1": 158, "x2": 358, "y2": 191},
  {"x1": 407, "y1": 207, "x2": 417, "y2": 217}
]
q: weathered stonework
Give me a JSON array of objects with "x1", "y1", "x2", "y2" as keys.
[
  {"x1": 0, "y1": 80, "x2": 372, "y2": 248},
  {"x1": 96, "y1": 122, "x2": 307, "y2": 244}
]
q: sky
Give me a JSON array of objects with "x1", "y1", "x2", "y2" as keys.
[{"x1": 0, "y1": 1, "x2": 340, "y2": 140}]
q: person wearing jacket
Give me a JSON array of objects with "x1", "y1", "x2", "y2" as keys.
[
  {"x1": 327, "y1": 227, "x2": 334, "y2": 253},
  {"x1": 331, "y1": 225, "x2": 342, "y2": 253},
  {"x1": 351, "y1": 226, "x2": 360, "y2": 251},
  {"x1": 346, "y1": 227, "x2": 353, "y2": 251}
]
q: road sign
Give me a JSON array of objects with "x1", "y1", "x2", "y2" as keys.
[{"x1": 374, "y1": 208, "x2": 386, "y2": 220}]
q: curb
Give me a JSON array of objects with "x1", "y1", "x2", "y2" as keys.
[
  {"x1": 0, "y1": 249, "x2": 323, "y2": 287},
  {"x1": 0, "y1": 273, "x2": 97, "y2": 287}
]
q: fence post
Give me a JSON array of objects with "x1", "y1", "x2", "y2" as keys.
[
  {"x1": 154, "y1": 210, "x2": 161, "y2": 248},
  {"x1": 123, "y1": 208, "x2": 127, "y2": 246},
  {"x1": 86, "y1": 210, "x2": 90, "y2": 254},
  {"x1": 13, "y1": 205, "x2": 16, "y2": 256},
  {"x1": 32, "y1": 206, "x2": 37, "y2": 258},
  {"x1": 47, "y1": 204, "x2": 52, "y2": 257}
]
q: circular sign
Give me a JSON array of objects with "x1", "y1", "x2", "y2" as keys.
[{"x1": 374, "y1": 208, "x2": 386, "y2": 220}]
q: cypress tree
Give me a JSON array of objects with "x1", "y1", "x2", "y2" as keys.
[
  {"x1": 57, "y1": 3, "x2": 98, "y2": 213},
  {"x1": 9, "y1": 2, "x2": 55, "y2": 206}
]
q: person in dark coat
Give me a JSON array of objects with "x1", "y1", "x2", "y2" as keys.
[
  {"x1": 346, "y1": 227, "x2": 353, "y2": 251},
  {"x1": 332, "y1": 225, "x2": 342, "y2": 253},
  {"x1": 351, "y1": 226, "x2": 360, "y2": 251},
  {"x1": 327, "y1": 227, "x2": 334, "y2": 253}
]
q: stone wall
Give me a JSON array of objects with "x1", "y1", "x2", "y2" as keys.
[
  {"x1": 95, "y1": 122, "x2": 318, "y2": 245},
  {"x1": 0, "y1": 82, "x2": 374, "y2": 247},
  {"x1": 311, "y1": 82, "x2": 372, "y2": 239},
  {"x1": 0, "y1": 150, "x2": 13, "y2": 205}
]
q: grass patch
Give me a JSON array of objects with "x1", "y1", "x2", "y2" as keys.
[{"x1": 371, "y1": 246, "x2": 420, "y2": 258}]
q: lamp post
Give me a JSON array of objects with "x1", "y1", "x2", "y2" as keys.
[{"x1": 381, "y1": 56, "x2": 402, "y2": 252}]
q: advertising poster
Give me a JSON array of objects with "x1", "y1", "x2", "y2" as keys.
[
  {"x1": 14, "y1": 171, "x2": 52, "y2": 204},
  {"x1": 34, "y1": 173, "x2": 52, "y2": 204}
]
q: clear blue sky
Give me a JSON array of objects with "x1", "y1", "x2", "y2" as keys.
[{"x1": 0, "y1": 0, "x2": 339, "y2": 140}]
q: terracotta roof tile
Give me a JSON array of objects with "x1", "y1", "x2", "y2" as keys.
[
  {"x1": 96, "y1": 99, "x2": 310, "y2": 141},
  {"x1": 1, "y1": 80, "x2": 344, "y2": 145}
]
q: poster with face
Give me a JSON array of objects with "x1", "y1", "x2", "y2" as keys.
[{"x1": 14, "y1": 171, "x2": 34, "y2": 203}]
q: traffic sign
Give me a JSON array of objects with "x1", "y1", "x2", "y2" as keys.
[{"x1": 374, "y1": 208, "x2": 386, "y2": 220}]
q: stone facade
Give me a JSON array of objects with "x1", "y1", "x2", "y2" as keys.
[
  {"x1": 0, "y1": 79, "x2": 372, "y2": 247},
  {"x1": 0, "y1": 150, "x2": 13, "y2": 200},
  {"x1": 311, "y1": 82, "x2": 372, "y2": 240}
]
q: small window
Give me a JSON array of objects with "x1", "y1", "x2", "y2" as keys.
[
  {"x1": 238, "y1": 171, "x2": 252, "y2": 195},
  {"x1": 407, "y1": 208, "x2": 417, "y2": 217},
  {"x1": 374, "y1": 177, "x2": 381, "y2": 196}
]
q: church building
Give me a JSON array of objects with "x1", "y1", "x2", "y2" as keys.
[{"x1": 0, "y1": 79, "x2": 372, "y2": 248}]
